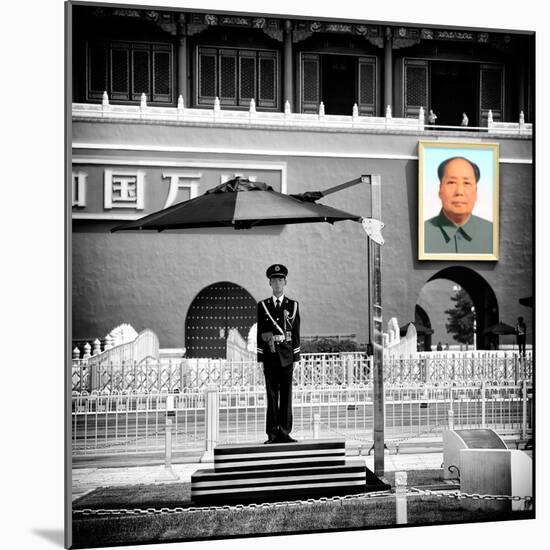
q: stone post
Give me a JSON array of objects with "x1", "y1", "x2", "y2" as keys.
[
  {"x1": 395, "y1": 471, "x2": 408, "y2": 524},
  {"x1": 202, "y1": 384, "x2": 219, "y2": 462}
]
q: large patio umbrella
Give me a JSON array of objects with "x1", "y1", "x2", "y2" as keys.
[
  {"x1": 519, "y1": 296, "x2": 533, "y2": 308},
  {"x1": 111, "y1": 177, "x2": 361, "y2": 232},
  {"x1": 482, "y1": 322, "x2": 516, "y2": 335},
  {"x1": 111, "y1": 174, "x2": 387, "y2": 476}
]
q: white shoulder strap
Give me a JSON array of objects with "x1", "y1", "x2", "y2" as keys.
[{"x1": 261, "y1": 301, "x2": 284, "y2": 335}]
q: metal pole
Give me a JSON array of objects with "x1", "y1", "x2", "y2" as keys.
[
  {"x1": 474, "y1": 316, "x2": 477, "y2": 350},
  {"x1": 156, "y1": 394, "x2": 179, "y2": 480},
  {"x1": 367, "y1": 174, "x2": 385, "y2": 476},
  {"x1": 522, "y1": 380, "x2": 528, "y2": 439},
  {"x1": 481, "y1": 380, "x2": 486, "y2": 428}
]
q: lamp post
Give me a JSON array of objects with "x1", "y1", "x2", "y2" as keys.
[{"x1": 471, "y1": 306, "x2": 477, "y2": 350}]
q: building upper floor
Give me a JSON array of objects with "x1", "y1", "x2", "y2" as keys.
[{"x1": 70, "y1": 4, "x2": 534, "y2": 134}]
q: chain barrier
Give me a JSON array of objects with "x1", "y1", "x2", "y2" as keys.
[
  {"x1": 73, "y1": 486, "x2": 533, "y2": 518},
  {"x1": 409, "y1": 487, "x2": 533, "y2": 506},
  {"x1": 73, "y1": 490, "x2": 393, "y2": 517}
]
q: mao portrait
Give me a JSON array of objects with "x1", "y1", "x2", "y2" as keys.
[{"x1": 418, "y1": 141, "x2": 500, "y2": 261}]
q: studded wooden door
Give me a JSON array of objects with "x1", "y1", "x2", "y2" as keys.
[{"x1": 185, "y1": 282, "x2": 257, "y2": 359}]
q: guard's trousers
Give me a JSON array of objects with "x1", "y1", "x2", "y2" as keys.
[{"x1": 263, "y1": 361, "x2": 294, "y2": 438}]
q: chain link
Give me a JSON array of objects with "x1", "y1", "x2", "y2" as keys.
[
  {"x1": 73, "y1": 490, "x2": 393, "y2": 517},
  {"x1": 409, "y1": 487, "x2": 533, "y2": 504},
  {"x1": 73, "y1": 486, "x2": 533, "y2": 518}
]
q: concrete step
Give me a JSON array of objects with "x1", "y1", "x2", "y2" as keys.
[{"x1": 192, "y1": 439, "x2": 389, "y2": 504}]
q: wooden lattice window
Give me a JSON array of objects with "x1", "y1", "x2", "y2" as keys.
[
  {"x1": 480, "y1": 63, "x2": 504, "y2": 124},
  {"x1": 358, "y1": 57, "x2": 376, "y2": 116},
  {"x1": 197, "y1": 47, "x2": 279, "y2": 109},
  {"x1": 404, "y1": 59, "x2": 429, "y2": 118},
  {"x1": 301, "y1": 53, "x2": 320, "y2": 113},
  {"x1": 87, "y1": 41, "x2": 174, "y2": 104}
]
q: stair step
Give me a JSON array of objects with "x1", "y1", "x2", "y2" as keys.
[
  {"x1": 191, "y1": 459, "x2": 371, "y2": 503},
  {"x1": 213, "y1": 439, "x2": 346, "y2": 472}
]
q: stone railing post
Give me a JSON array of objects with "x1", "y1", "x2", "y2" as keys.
[
  {"x1": 346, "y1": 355, "x2": 354, "y2": 385},
  {"x1": 395, "y1": 471, "x2": 408, "y2": 524},
  {"x1": 92, "y1": 338, "x2": 101, "y2": 356},
  {"x1": 447, "y1": 408, "x2": 454, "y2": 431},
  {"x1": 312, "y1": 412, "x2": 321, "y2": 439},
  {"x1": 83, "y1": 342, "x2": 91, "y2": 360}
]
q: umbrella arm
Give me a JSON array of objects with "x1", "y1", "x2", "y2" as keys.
[{"x1": 361, "y1": 217, "x2": 385, "y2": 245}]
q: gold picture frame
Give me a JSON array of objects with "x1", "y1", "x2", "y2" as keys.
[{"x1": 418, "y1": 140, "x2": 500, "y2": 261}]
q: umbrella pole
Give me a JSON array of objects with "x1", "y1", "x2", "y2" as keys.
[{"x1": 366, "y1": 175, "x2": 385, "y2": 477}]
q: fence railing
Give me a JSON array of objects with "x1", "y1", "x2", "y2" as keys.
[
  {"x1": 71, "y1": 352, "x2": 532, "y2": 393},
  {"x1": 72, "y1": 381, "x2": 532, "y2": 457},
  {"x1": 72, "y1": 101, "x2": 532, "y2": 137}
]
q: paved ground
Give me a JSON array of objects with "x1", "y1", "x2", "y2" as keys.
[{"x1": 71, "y1": 450, "x2": 444, "y2": 501}]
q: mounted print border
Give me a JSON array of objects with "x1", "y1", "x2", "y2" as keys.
[{"x1": 418, "y1": 141, "x2": 500, "y2": 261}]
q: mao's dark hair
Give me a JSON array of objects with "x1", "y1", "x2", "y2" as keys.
[{"x1": 437, "y1": 156, "x2": 481, "y2": 182}]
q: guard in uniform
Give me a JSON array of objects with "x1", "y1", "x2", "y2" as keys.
[{"x1": 257, "y1": 264, "x2": 301, "y2": 443}]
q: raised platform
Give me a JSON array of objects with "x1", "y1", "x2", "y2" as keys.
[{"x1": 191, "y1": 439, "x2": 389, "y2": 504}]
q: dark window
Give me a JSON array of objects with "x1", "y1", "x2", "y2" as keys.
[
  {"x1": 480, "y1": 64, "x2": 504, "y2": 124},
  {"x1": 431, "y1": 61, "x2": 478, "y2": 126},
  {"x1": 197, "y1": 47, "x2": 278, "y2": 109},
  {"x1": 300, "y1": 53, "x2": 377, "y2": 115},
  {"x1": 403, "y1": 58, "x2": 504, "y2": 126},
  {"x1": 87, "y1": 41, "x2": 174, "y2": 105},
  {"x1": 89, "y1": 47, "x2": 107, "y2": 93}
]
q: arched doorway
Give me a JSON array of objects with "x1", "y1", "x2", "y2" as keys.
[
  {"x1": 185, "y1": 282, "x2": 257, "y2": 358},
  {"x1": 420, "y1": 267, "x2": 499, "y2": 350}
]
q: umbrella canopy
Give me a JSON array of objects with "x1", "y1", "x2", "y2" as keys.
[
  {"x1": 482, "y1": 322, "x2": 516, "y2": 336},
  {"x1": 111, "y1": 177, "x2": 361, "y2": 232},
  {"x1": 519, "y1": 296, "x2": 533, "y2": 307}
]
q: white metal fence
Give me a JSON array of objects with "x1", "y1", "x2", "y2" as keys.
[
  {"x1": 71, "y1": 381, "x2": 532, "y2": 457},
  {"x1": 71, "y1": 352, "x2": 532, "y2": 393}
]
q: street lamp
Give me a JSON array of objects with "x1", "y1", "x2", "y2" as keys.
[{"x1": 471, "y1": 306, "x2": 477, "y2": 350}]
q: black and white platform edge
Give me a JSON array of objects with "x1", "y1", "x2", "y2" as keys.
[
  {"x1": 213, "y1": 439, "x2": 346, "y2": 472},
  {"x1": 191, "y1": 459, "x2": 374, "y2": 503},
  {"x1": 190, "y1": 439, "x2": 390, "y2": 504}
]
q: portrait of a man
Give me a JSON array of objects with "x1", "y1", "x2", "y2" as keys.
[{"x1": 419, "y1": 142, "x2": 499, "y2": 260}]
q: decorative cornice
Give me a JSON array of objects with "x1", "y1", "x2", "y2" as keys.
[
  {"x1": 89, "y1": 8, "x2": 513, "y2": 50},
  {"x1": 92, "y1": 7, "x2": 177, "y2": 35},
  {"x1": 186, "y1": 13, "x2": 283, "y2": 40}
]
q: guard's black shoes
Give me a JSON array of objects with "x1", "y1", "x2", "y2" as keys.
[
  {"x1": 280, "y1": 435, "x2": 297, "y2": 443},
  {"x1": 264, "y1": 437, "x2": 278, "y2": 444}
]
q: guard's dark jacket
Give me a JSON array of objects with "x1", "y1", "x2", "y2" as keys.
[{"x1": 256, "y1": 296, "x2": 301, "y2": 367}]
